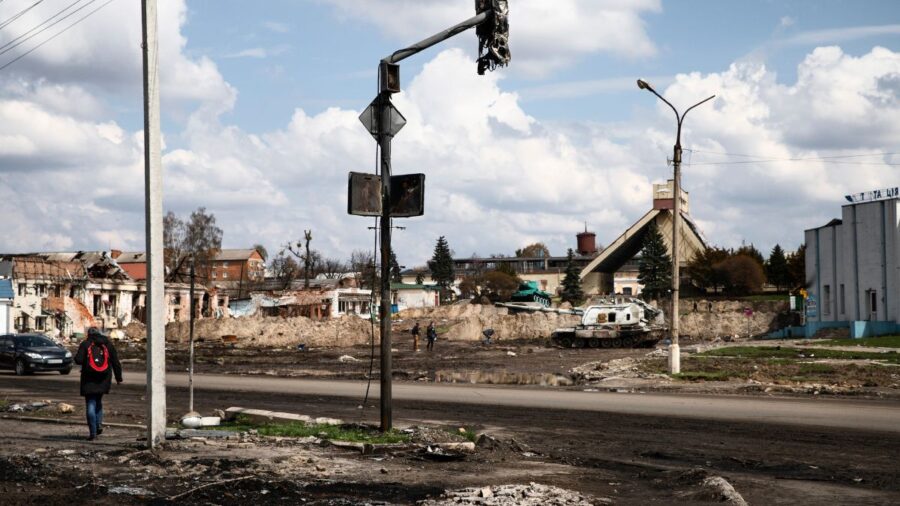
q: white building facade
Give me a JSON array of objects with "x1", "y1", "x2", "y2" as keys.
[{"x1": 805, "y1": 192, "x2": 900, "y2": 337}]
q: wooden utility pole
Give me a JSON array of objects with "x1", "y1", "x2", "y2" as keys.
[{"x1": 141, "y1": 0, "x2": 166, "y2": 448}]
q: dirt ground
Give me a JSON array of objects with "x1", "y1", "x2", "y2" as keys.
[
  {"x1": 116, "y1": 337, "x2": 648, "y2": 385},
  {"x1": 4, "y1": 333, "x2": 900, "y2": 504},
  {"x1": 109, "y1": 336, "x2": 900, "y2": 399},
  {"x1": 2, "y1": 374, "x2": 900, "y2": 505}
]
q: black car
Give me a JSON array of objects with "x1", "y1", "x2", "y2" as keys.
[{"x1": 0, "y1": 333, "x2": 74, "y2": 375}]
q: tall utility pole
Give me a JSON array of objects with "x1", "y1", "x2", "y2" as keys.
[
  {"x1": 362, "y1": 1, "x2": 510, "y2": 432},
  {"x1": 637, "y1": 79, "x2": 714, "y2": 374},
  {"x1": 141, "y1": 0, "x2": 166, "y2": 448},
  {"x1": 188, "y1": 257, "x2": 195, "y2": 413}
]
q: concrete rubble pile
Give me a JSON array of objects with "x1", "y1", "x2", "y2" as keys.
[
  {"x1": 571, "y1": 349, "x2": 670, "y2": 382},
  {"x1": 113, "y1": 315, "x2": 374, "y2": 348},
  {"x1": 401, "y1": 303, "x2": 581, "y2": 342},
  {"x1": 163, "y1": 314, "x2": 373, "y2": 348},
  {"x1": 419, "y1": 482, "x2": 611, "y2": 505}
]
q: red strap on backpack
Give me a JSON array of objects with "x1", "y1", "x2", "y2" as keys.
[{"x1": 87, "y1": 343, "x2": 109, "y2": 372}]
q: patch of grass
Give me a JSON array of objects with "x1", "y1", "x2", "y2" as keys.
[
  {"x1": 672, "y1": 370, "x2": 732, "y2": 381},
  {"x1": 798, "y1": 363, "x2": 837, "y2": 375},
  {"x1": 700, "y1": 346, "x2": 900, "y2": 364},
  {"x1": 816, "y1": 335, "x2": 900, "y2": 349},
  {"x1": 212, "y1": 415, "x2": 408, "y2": 444},
  {"x1": 0, "y1": 399, "x2": 8, "y2": 411},
  {"x1": 454, "y1": 428, "x2": 478, "y2": 443}
]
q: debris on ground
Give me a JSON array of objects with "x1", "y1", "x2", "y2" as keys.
[
  {"x1": 700, "y1": 476, "x2": 748, "y2": 506},
  {"x1": 420, "y1": 482, "x2": 610, "y2": 505},
  {"x1": 571, "y1": 351, "x2": 669, "y2": 383}
]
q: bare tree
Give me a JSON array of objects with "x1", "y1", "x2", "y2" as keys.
[
  {"x1": 163, "y1": 211, "x2": 186, "y2": 278},
  {"x1": 318, "y1": 257, "x2": 347, "y2": 279},
  {"x1": 164, "y1": 207, "x2": 223, "y2": 282},
  {"x1": 286, "y1": 230, "x2": 319, "y2": 288},
  {"x1": 349, "y1": 249, "x2": 378, "y2": 290},
  {"x1": 270, "y1": 251, "x2": 300, "y2": 290}
]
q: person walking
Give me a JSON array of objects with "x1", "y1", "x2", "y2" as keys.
[
  {"x1": 426, "y1": 321, "x2": 437, "y2": 351},
  {"x1": 411, "y1": 322, "x2": 421, "y2": 352},
  {"x1": 74, "y1": 327, "x2": 123, "y2": 440}
]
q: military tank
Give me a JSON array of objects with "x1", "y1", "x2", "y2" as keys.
[{"x1": 549, "y1": 297, "x2": 667, "y2": 349}]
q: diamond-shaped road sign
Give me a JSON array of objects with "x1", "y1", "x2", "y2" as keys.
[{"x1": 359, "y1": 98, "x2": 406, "y2": 139}]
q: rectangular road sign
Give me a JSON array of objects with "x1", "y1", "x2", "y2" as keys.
[{"x1": 348, "y1": 172, "x2": 382, "y2": 216}]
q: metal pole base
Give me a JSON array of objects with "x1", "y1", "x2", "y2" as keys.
[{"x1": 668, "y1": 343, "x2": 681, "y2": 374}]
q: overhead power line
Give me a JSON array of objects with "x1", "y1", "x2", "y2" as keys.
[
  {"x1": 0, "y1": 0, "x2": 91, "y2": 56},
  {"x1": 0, "y1": 0, "x2": 45, "y2": 32},
  {"x1": 683, "y1": 148, "x2": 900, "y2": 167},
  {"x1": 0, "y1": 0, "x2": 117, "y2": 72}
]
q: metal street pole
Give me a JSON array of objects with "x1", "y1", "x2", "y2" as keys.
[
  {"x1": 188, "y1": 256, "x2": 195, "y2": 413},
  {"x1": 362, "y1": 2, "x2": 510, "y2": 431},
  {"x1": 141, "y1": 0, "x2": 166, "y2": 448},
  {"x1": 637, "y1": 79, "x2": 714, "y2": 375},
  {"x1": 377, "y1": 92, "x2": 393, "y2": 432}
]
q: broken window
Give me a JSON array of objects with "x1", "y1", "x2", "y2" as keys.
[
  {"x1": 36, "y1": 284, "x2": 46, "y2": 297},
  {"x1": 17, "y1": 284, "x2": 25, "y2": 296}
]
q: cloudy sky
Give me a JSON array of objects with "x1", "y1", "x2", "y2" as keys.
[{"x1": 0, "y1": 0, "x2": 898, "y2": 268}]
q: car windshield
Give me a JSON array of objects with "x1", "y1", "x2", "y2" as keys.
[{"x1": 19, "y1": 335, "x2": 57, "y2": 348}]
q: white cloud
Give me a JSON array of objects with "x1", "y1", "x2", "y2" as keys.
[
  {"x1": 320, "y1": 0, "x2": 660, "y2": 76},
  {"x1": 645, "y1": 46, "x2": 900, "y2": 250},
  {"x1": 262, "y1": 21, "x2": 289, "y2": 33},
  {"x1": 1, "y1": 0, "x2": 898, "y2": 273},
  {"x1": 780, "y1": 24, "x2": 900, "y2": 46},
  {"x1": 225, "y1": 47, "x2": 268, "y2": 59},
  {"x1": 0, "y1": 0, "x2": 235, "y2": 109}
]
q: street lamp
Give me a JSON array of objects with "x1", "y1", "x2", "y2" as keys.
[{"x1": 637, "y1": 79, "x2": 714, "y2": 374}]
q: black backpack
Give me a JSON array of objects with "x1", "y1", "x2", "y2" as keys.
[{"x1": 87, "y1": 342, "x2": 109, "y2": 373}]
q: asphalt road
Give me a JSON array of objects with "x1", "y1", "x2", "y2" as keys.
[
  {"x1": 4, "y1": 370, "x2": 900, "y2": 504},
  {"x1": 15, "y1": 370, "x2": 900, "y2": 433}
]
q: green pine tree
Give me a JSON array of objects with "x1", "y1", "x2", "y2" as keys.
[
  {"x1": 389, "y1": 249, "x2": 402, "y2": 283},
  {"x1": 766, "y1": 244, "x2": 789, "y2": 291},
  {"x1": 415, "y1": 271, "x2": 425, "y2": 285},
  {"x1": 638, "y1": 222, "x2": 672, "y2": 301},
  {"x1": 560, "y1": 248, "x2": 585, "y2": 306},
  {"x1": 428, "y1": 236, "x2": 455, "y2": 301}
]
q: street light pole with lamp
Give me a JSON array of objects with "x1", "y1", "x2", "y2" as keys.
[{"x1": 637, "y1": 79, "x2": 714, "y2": 374}]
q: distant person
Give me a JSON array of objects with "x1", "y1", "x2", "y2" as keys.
[
  {"x1": 411, "y1": 322, "x2": 421, "y2": 352},
  {"x1": 426, "y1": 321, "x2": 437, "y2": 351},
  {"x1": 74, "y1": 328, "x2": 123, "y2": 440},
  {"x1": 482, "y1": 328, "x2": 495, "y2": 346}
]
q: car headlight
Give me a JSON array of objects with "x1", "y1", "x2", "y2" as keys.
[
  {"x1": 24, "y1": 352, "x2": 43, "y2": 360},
  {"x1": 65, "y1": 351, "x2": 73, "y2": 358}
]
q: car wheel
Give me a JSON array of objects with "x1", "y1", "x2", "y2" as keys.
[
  {"x1": 60, "y1": 368, "x2": 72, "y2": 375},
  {"x1": 14, "y1": 359, "x2": 27, "y2": 376}
]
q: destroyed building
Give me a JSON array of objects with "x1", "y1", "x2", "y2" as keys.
[
  {"x1": 1, "y1": 251, "x2": 228, "y2": 339},
  {"x1": 230, "y1": 275, "x2": 370, "y2": 319}
]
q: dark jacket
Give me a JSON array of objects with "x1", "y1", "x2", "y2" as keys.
[{"x1": 74, "y1": 335, "x2": 123, "y2": 396}]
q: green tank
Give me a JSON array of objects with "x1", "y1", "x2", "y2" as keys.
[{"x1": 510, "y1": 281, "x2": 552, "y2": 307}]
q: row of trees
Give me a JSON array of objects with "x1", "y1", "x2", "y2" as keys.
[{"x1": 637, "y1": 222, "x2": 806, "y2": 299}]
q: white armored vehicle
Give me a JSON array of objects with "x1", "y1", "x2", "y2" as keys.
[{"x1": 550, "y1": 298, "x2": 666, "y2": 348}]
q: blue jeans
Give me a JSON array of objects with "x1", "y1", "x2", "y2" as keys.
[{"x1": 85, "y1": 394, "x2": 104, "y2": 437}]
